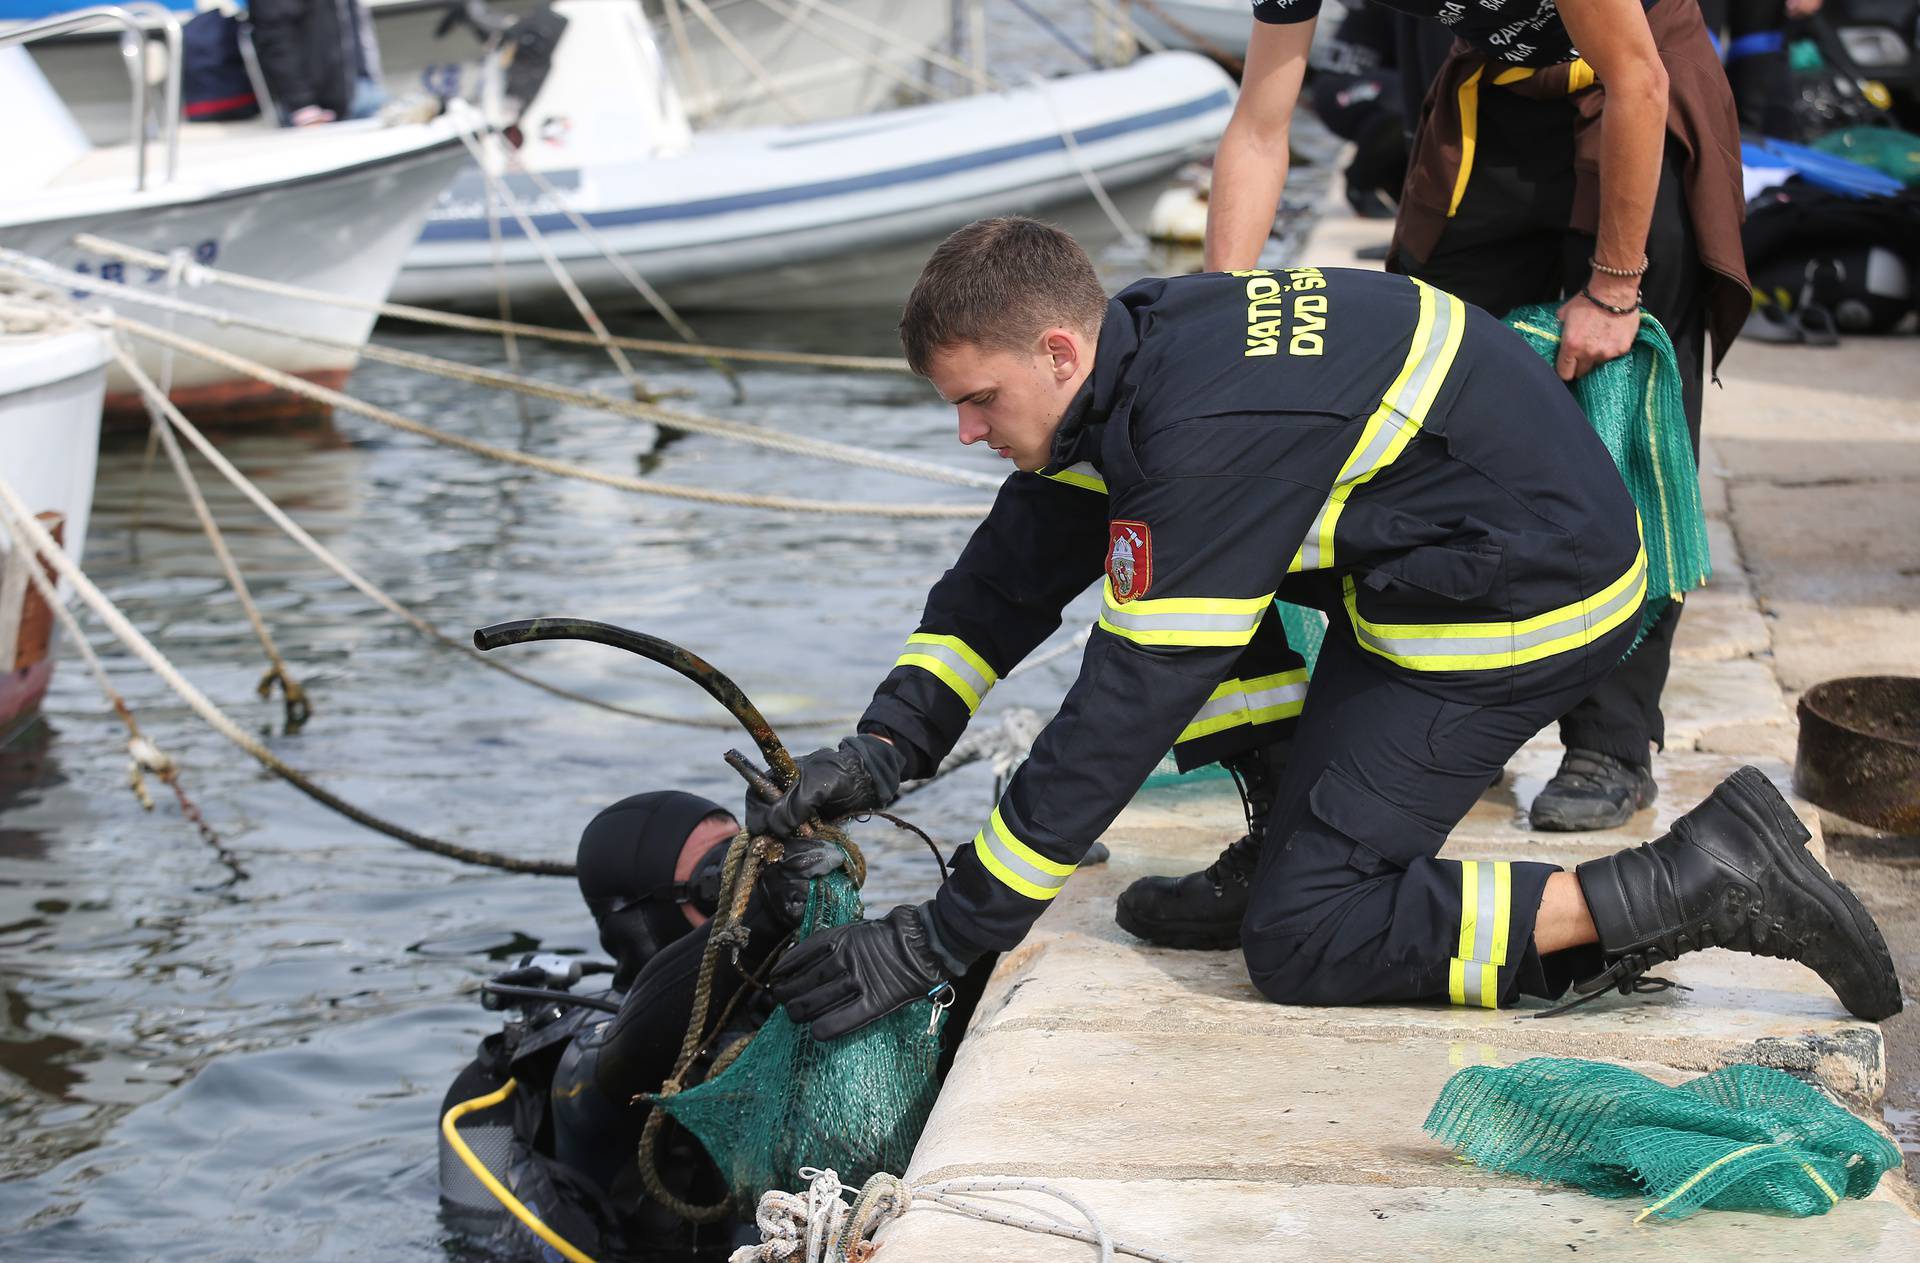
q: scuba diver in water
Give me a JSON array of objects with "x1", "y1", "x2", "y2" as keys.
[{"x1": 437, "y1": 789, "x2": 844, "y2": 1260}]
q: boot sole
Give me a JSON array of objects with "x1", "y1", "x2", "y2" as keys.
[
  {"x1": 1726, "y1": 766, "x2": 1904, "y2": 1022},
  {"x1": 1113, "y1": 898, "x2": 1242, "y2": 951}
]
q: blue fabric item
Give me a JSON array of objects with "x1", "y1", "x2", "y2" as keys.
[
  {"x1": 1727, "y1": 30, "x2": 1786, "y2": 61},
  {"x1": 1743, "y1": 138, "x2": 1907, "y2": 198}
]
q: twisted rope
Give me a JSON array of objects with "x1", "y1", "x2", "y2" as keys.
[
  {"x1": 110, "y1": 343, "x2": 849, "y2": 731},
  {"x1": 106, "y1": 312, "x2": 990, "y2": 519},
  {"x1": 729, "y1": 1167, "x2": 1190, "y2": 1263},
  {"x1": 0, "y1": 250, "x2": 991, "y2": 493},
  {"x1": 0, "y1": 474, "x2": 575, "y2": 876}
]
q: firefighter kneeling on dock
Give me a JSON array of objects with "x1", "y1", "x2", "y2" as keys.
[{"x1": 757, "y1": 217, "x2": 1902, "y2": 1033}]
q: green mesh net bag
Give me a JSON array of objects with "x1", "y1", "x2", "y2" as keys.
[
  {"x1": 1425, "y1": 1058, "x2": 1902, "y2": 1222},
  {"x1": 653, "y1": 866, "x2": 945, "y2": 1213},
  {"x1": 1504, "y1": 306, "x2": 1713, "y2": 647}
]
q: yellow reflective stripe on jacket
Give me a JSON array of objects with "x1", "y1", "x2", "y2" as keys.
[
  {"x1": 973, "y1": 806, "x2": 1076, "y2": 901},
  {"x1": 896, "y1": 632, "x2": 998, "y2": 713},
  {"x1": 1290, "y1": 283, "x2": 1467, "y2": 573},
  {"x1": 1448, "y1": 859, "x2": 1512, "y2": 1009},
  {"x1": 1097, "y1": 580, "x2": 1272, "y2": 649},
  {"x1": 1042, "y1": 462, "x2": 1107, "y2": 494},
  {"x1": 1345, "y1": 546, "x2": 1647, "y2": 672},
  {"x1": 1175, "y1": 668, "x2": 1310, "y2": 744}
]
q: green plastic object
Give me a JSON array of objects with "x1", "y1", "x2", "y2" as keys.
[
  {"x1": 1790, "y1": 39, "x2": 1826, "y2": 74},
  {"x1": 1810, "y1": 127, "x2": 1920, "y2": 185},
  {"x1": 654, "y1": 869, "x2": 945, "y2": 1211},
  {"x1": 1503, "y1": 305, "x2": 1712, "y2": 645},
  {"x1": 1426, "y1": 1058, "x2": 1901, "y2": 1221}
]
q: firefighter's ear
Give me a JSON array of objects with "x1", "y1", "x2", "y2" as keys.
[{"x1": 1039, "y1": 327, "x2": 1084, "y2": 383}]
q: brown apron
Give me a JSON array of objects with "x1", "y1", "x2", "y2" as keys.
[{"x1": 1391, "y1": 0, "x2": 1749, "y2": 369}]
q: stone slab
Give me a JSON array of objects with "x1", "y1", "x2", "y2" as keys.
[
  {"x1": 1659, "y1": 657, "x2": 1794, "y2": 748},
  {"x1": 1669, "y1": 586, "x2": 1773, "y2": 664},
  {"x1": 874, "y1": 1176, "x2": 1920, "y2": 1261}
]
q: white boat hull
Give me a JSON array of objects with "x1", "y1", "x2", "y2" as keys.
[
  {"x1": 0, "y1": 322, "x2": 107, "y2": 740},
  {"x1": 397, "y1": 51, "x2": 1237, "y2": 310},
  {"x1": 13, "y1": 0, "x2": 946, "y2": 143},
  {"x1": 0, "y1": 126, "x2": 467, "y2": 424}
]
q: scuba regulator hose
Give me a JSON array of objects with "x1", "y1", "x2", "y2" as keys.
[{"x1": 442, "y1": 1079, "x2": 597, "y2": 1263}]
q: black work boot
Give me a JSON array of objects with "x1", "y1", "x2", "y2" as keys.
[
  {"x1": 1114, "y1": 744, "x2": 1286, "y2": 949},
  {"x1": 1569, "y1": 765, "x2": 1902, "y2": 1021},
  {"x1": 1530, "y1": 748, "x2": 1657, "y2": 831}
]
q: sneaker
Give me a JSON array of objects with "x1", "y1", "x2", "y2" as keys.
[{"x1": 1530, "y1": 748, "x2": 1657, "y2": 832}]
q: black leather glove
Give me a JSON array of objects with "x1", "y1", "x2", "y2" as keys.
[
  {"x1": 757, "y1": 837, "x2": 849, "y2": 931},
  {"x1": 770, "y1": 903, "x2": 949, "y2": 1041},
  {"x1": 746, "y1": 735, "x2": 906, "y2": 842}
]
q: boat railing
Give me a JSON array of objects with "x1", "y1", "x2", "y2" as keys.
[{"x1": 0, "y1": 4, "x2": 182, "y2": 192}]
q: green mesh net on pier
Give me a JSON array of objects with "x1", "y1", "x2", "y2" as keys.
[
  {"x1": 1425, "y1": 1058, "x2": 1901, "y2": 1222},
  {"x1": 1504, "y1": 305, "x2": 1713, "y2": 645},
  {"x1": 654, "y1": 869, "x2": 945, "y2": 1212}
]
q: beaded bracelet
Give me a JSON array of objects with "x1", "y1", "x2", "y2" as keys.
[
  {"x1": 1580, "y1": 287, "x2": 1641, "y2": 317},
  {"x1": 1589, "y1": 254, "x2": 1649, "y2": 278}
]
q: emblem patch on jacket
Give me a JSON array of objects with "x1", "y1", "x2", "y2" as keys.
[{"x1": 1108, "y1": 521, "x2": 1152, "y2": 603}]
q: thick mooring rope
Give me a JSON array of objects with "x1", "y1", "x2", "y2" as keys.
[
  {"x1": 0, "y1": 252, "x2": 990, "y2": 494},
  {"x1": 71, "y1": 235, "x2": 911, "y2": 373},
  {"x1": 729, "y1": 1166, "x2": 1189, "y2": 1263},
  {"x1": 107, "y1": 313, "x2": 991, "y2": 519},
  {"x1": 0, "y1": 475, "x2": 576, "y2": 876},
  {"x1": 111, "y1": 344, "x2": 851, "y2": 731}
]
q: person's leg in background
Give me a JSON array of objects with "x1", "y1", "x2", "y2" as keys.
[{"x1": 1534, "y1": 144, "x2": 1708, "y2": 829}]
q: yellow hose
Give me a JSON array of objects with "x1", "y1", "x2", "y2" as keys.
[{"x1": 440, "y1": 1078, "x2": 598, "y2": 1263}]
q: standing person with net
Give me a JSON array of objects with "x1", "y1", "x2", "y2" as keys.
[
  {"x1": 755, "y1": 219, "x2": 1898, "y2": 1042},
  {"x1": 1208, "y1": 0, "x2": 1751, "y2": 835}
]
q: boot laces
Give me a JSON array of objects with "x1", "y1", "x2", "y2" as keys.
[
  {"x1": 1548, "y1": 749, "x2": 1641, "y2": 793},
  {"x1": 1203, "y1": 831, "x2": 1262, "y2": 890}
]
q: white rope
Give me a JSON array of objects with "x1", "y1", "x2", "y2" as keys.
[
  {"x1": 106, "y1": 341, "x2": 847, "y2": 730},
  {"x1": 113, "y1": 313, "x2": 992, "y2": 518},
  {"x1": 1033, "y1": 74, "x2": 1149, "y2": 253},
  {"x1": 0, "y1": 474, "x2": 574, "y2": 875},
  {"x1": 475, "y1": 128, "x2": 746, "y2": 402},
  {"x1": 731, "y1": 1168, "x2": 1188, "y2": 1263},
  {"x1": 680, "y1": 0, "x2": 808, "y2": 122},
  {"x1": 0, "y1": 251, "x2": 993, "y2": 492},
  {"x1": 748, "y1": 0, "x2": 948, "y2": 104},
  {"x1": 451, "y1": 124, "x2": 657, "y2": 402},
  {"x1": 71, "y1": 234, "x2": 912, "y2": 373}
]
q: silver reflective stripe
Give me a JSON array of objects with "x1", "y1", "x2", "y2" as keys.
[
  {"x1": 1352, "y1": 555, "x2": 1646, "y2": 661},
  {"x1": 1184, "y1": 690, "x2": 1245, "y2": 729},
  {"x1": 1295, "y1": 288, "x2": 1459, "y2": 571},
  {"x1": 906, "y1": 640, "x2": 993, "y2": 703},
  {"x1": 1472, "y1": 861, "x2": 1498, "y2": 965},
  {"x1": 1244, "y1": 677, "x2": 1309, "y2": 715},
  {"x1": 975, "y1": 811, "x2": 1074, "y2": 901},
  {"x1": 1461, "y1": 961, "x2": 1489, "y2": 1008},
  {"x1": 1099, "y1": 605, "x2": 1267, "y2": 638},
  {"x1": 1044, "y1": 462, "x2": 1107, "y2": 493}
]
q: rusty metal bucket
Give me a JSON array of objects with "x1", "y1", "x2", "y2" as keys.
[{"x1": 1794, "y1": 675, "x2": 1920, "y2": 834}]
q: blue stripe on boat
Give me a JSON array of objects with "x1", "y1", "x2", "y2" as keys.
[{"x1": 418, "y1": 88, "x2": 1233, "y2": 242}]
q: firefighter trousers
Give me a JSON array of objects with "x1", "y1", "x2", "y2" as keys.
[{"x1": 1239, "y1": 614, "x2": 1637, "y2": 1008}]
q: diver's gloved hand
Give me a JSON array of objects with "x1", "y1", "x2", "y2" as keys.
[
  {"x1": 746, "y1": 734, "x2": 906, "y2": 842},
  {"x1": 770, "y1": 902, "x2": 955, "y2": 1041},
  {"x1": 758, "y1": 837, "x2": 848, "y2": 930}
]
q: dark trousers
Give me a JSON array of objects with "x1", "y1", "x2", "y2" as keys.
[
  {"x1": 1240, "y1": 618, "x2": 1628, "y2": 1007},
  {"x1": 1395, "y1": 89, "x2": 1707, "y2": 767}
]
